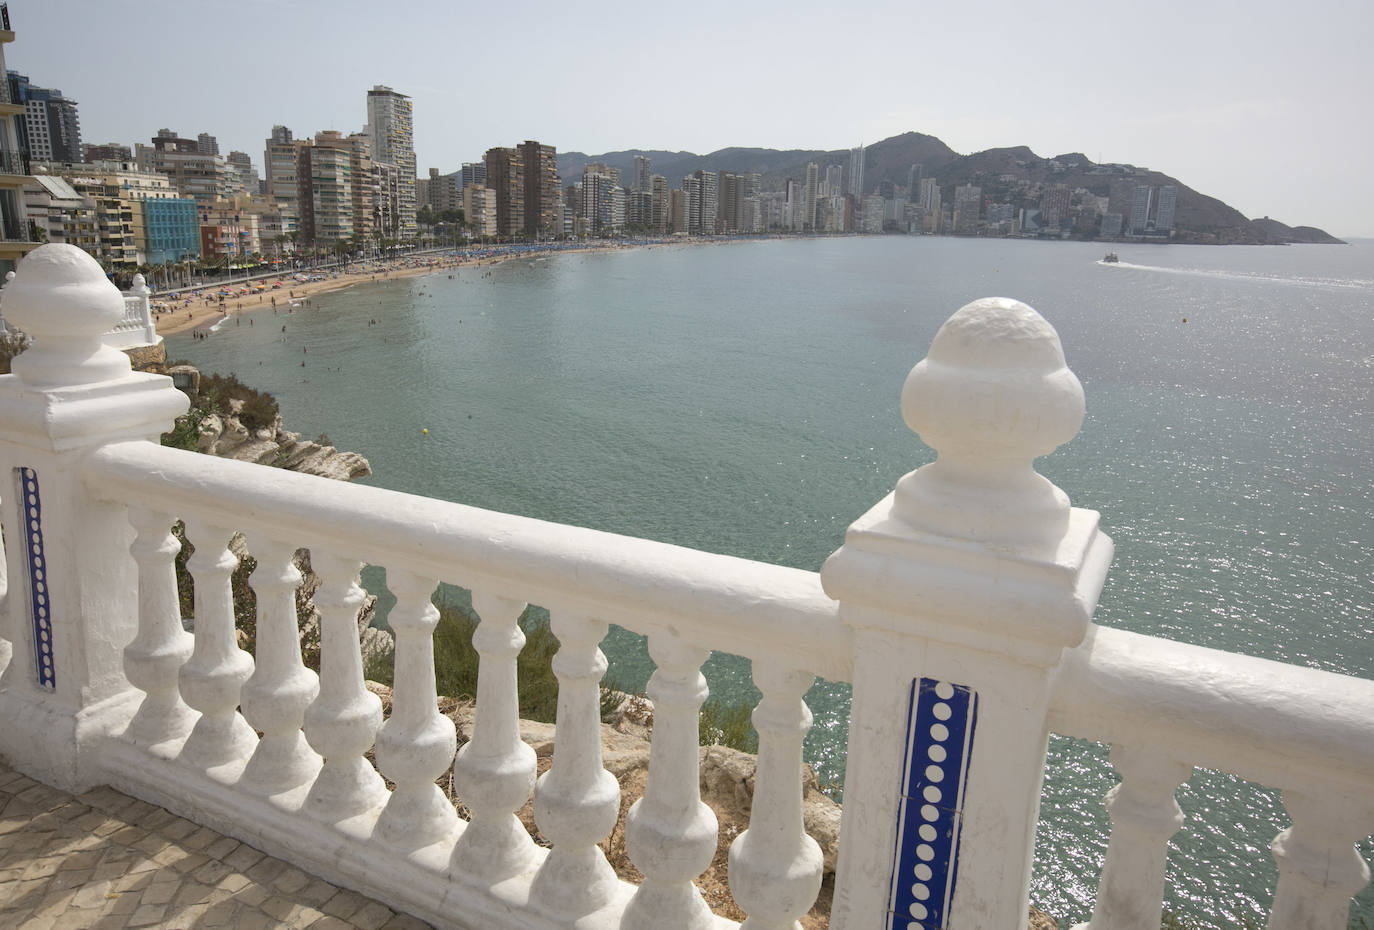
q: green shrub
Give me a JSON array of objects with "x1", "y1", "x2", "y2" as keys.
[{"x1": 699, "y1": 697, "x2": 757, "y2": 752}]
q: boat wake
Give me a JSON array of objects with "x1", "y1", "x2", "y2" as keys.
[{"x1": 1098, "y1": 259, "x2": 1374, "y2": 291}]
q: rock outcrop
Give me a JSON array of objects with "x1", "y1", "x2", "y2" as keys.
[{"x1": 196, "y1": 410, "x2": 371, "y2": 481}]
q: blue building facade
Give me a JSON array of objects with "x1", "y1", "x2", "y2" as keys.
[{"x1": 143, "y1": 197, "x2": 200, "y2": 264}]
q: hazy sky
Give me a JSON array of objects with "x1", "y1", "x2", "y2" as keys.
[{"x1": 13, "y1": 0, "x2": 1373, "y2": 236}]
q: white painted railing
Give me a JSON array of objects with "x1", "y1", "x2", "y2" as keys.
[
  {"x1": 0, "y1": 244, "x2": 1370, "y2": 930},
  {"x1": 106, "y1": 272, "x2": 161, "y2": 350}
]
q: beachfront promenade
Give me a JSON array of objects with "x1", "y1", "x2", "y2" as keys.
[{"x1": 0, "y1": 244, "x2": 1371, "y2": 930}]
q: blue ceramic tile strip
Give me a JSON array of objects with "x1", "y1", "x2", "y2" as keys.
[
  {"x1": 887, "y1": 677, "x2": 978, "y2": 930},
  {"x1": 17, "y1": 468, "x2": 54, "y2": 689}
]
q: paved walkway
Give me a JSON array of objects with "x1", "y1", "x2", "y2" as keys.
[{"x1": 0, "y1": 762, "x2": 435, "y2": 930}]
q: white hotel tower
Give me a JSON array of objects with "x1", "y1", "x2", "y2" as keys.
[{"x1": 366, "y1": 85, "x2": 417, "y2": 239}]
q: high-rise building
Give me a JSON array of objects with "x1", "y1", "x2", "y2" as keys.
[
  {"x1": 0, "y1": 26, "x2": 39, "y2": 273},
  {"x1": 519, "y1": 140, "x2": 559, "y2": 238},
  {"x1": 366, "y1": 85, "x2": 416, "y2": 238},
  {"x1": 847, "y1": 143, "x2": 865, "y2": 197},
  {"x1": 877, "y1": 179, "x2": 895, "y2": 200},
  {"x1": 953, "y1": 184, "x2": 982, "y2": 235},
  {"x1": 1040, "y1": 185, "x2": 1071, "y2": 227},
  {"x1": 423, "y1": 167, "x2": 460, "y2": 213},
  {"x1": 484, "y1": 147, "x2": 524, "y2": 238},
  {"x1": 1129, "y1": 185, "x2": 1152, "y2": 235},
  {"x1": 13, "y1": 79, "x2": 81, "y2": 164},
  {"x1": 650, "y1": 174, "x2": 668, "y2": 234},
  {"x1": 804, "y1": 163, "x2": 819, "y2": 231},
  {"x1": 460, "y1": 162, "x2": 486, "y2": 191},
  {"x1": 633, "y1": 155, "x2": 651, "y2": 193},
  {"x1": 264, "y1": 126, "x2": 298, "y2": 237},
  {"x1": 580, "y1": 166, "x2": 621, "y2": 235},
  {"x1": 463, "y1": 184, "x2": 497, "y2": 237},
  {"x1": 918, "y1": 178, "x2": 941, "y2": 234},
  {"x1": 226, "y1": 151, "x2": 258, "y2": 198},
  {"x1": 907, "y1": 163, "x2": 923, "y2": 198},
  {"x1": 690, "y1": 169, "x2": 717, "y2": 236},
  {"x1": 295, "y1": 132, "x2": 354, "y2": 246},
  {"x1": 142, "y1": 131, "x2": 227, "y2": 206},
  {"x1": 1154, "y1": 185, "x2": 1177, "y2": 233},
  {"x1": 823, "y1": 164, "x2": 843, "y2": 198},
  {"x1": 196, "y1": 132, "x2": 219, "y2": 155}
]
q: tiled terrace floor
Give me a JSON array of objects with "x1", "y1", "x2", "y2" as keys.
[{"x1": 0, "y1": 761, "x2": 435, "y2": 930}]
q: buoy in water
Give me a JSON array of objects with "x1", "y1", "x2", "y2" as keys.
[{"x1": 422, "y1": 428, "x2": 428, "y2": 434}]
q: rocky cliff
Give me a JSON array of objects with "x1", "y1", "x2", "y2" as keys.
[{"x1": 195, "y1": 408, "x2": 372, "y2": 481}]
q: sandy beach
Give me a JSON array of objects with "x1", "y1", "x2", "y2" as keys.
[
  {"x1": 152, "y1": 239, "x2": 694, "y2": 338},
  {"x1": 153, "y1": 255, "x2": 473, "y2": 337}
]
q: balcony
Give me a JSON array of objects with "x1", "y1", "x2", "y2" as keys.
[
  {"x1": 0, "y1": 147, "x2": 28, "y2": 177},
  {"x1": 0, "y1": 243, "x2": 1371, "y2": 930}
]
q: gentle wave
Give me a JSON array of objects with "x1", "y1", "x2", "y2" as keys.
[{"x1": 1098, "y1": 258, "x2": 1374, "y2": 291}]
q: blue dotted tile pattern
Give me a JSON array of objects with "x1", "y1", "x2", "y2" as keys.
[
  {"x1": 18, "y1": 468, "x2": 54, "y2": 689},
  {"x1": 887, "y1": 677, "x2": 978, "y2": 930}
]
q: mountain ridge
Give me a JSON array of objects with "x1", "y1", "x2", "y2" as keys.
[{"x1": 555, "y1": 131, "x2": 1340, "y2": 244}]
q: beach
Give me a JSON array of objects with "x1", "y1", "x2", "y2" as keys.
[
  {"x1": 151, "y1": 238, "x2": 704, "y2": 338},
  {"x1": 154, "y1": 254, "x2": 475, "y2": 337}
]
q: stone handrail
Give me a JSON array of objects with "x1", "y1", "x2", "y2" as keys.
[{"x1": 0, "y1": 245, "x2": 1369, "y2": 930}]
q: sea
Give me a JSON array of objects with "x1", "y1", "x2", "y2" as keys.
[{"x1": 167, "y1": 235, "x2": 1374, "y2": 928}]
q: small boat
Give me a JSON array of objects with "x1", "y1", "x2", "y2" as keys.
[{"x1": 1103, "y1": 252, "x2": 1119, "y2": 263}]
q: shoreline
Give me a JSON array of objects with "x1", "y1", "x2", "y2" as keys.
[{"x1": 154, "y1": 239, "x2": 710, "y2": 338}]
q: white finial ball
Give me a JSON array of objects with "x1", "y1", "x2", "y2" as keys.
[
  {"x1": 6, "y1": 244, "x2": 132, "y2": 387},
  {"x1": 902, "y1": 297, "x2": 1083, "y2": 463}
]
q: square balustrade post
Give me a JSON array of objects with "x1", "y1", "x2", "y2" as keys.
[
  {"x1": 821, "y1": 298, "x2": 1114, "y2": 930},
  {"x1": 0, "y1": 245, "x2": 188, "y2": 792}
]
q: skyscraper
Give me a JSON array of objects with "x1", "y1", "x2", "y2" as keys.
[
  {"x1": 484, "y1": 147, "x2": 524, "y2": 238},
  {"x1": 366, "y1": 85, "x2": 416, "y2": 238},
  {"x1": 1129, "y1": 185, "x2": 1152, "y2": 234},
  {"x1": 805, "y1": 163, "x2": 819, "y2": 231},
  {"x1": 633, "y1": 155, "x2": 651, "y2": 193},
  {"x1": 908, "y1": 163, "x2": 923, "y2": 198},
  {"x1": 519, "y1": 140, "x2": 559, "y2": 238},
  {"x1": 1154, "y1": 185, "x2": 1177, "y2": 233},
  {"x1": 847, "y1": 143, "x2": 865, "y2": 197},
  {"x1": 196, "y1": 132, "x2": 219, "y2": 155},
  {"x1": 264, "y1": 126, "x2": 298, "y2": 236},
  {"x1": 11, "y1": 76, "x2": 82, "y2": 164}
]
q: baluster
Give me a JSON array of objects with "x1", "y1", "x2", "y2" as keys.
[
  {"x1": 728, "y1": 661, "x2": 823, "y2": 930},
  {"x1": 239, "y1": 537, "x2": 321, "y2": 795},
  {"x1": 1074, "y1": 746, "x2": 1191, "y2": 930},
  {"x1": 302, "y1": 551, "x2": 387, "y2": 822},
  {"x1": 451, "y1": 592, "x2": 538, "y2": 878},
  {"x1": 622, "y1": 633, "x2": 718, "y2": 929},
  {"x1": 1267, "y1": 788, "x2": 1374, "y2": 930},
  {"x1": 123, "y1": 506, "x2": 196, "y2": 750},
  {"x1": 375, "y1": 570, "x2": 457, "y2": 850},
  {"x1": 530, "y1": 610, "x2": 621, "y2": 916},
  {"x1": 177, "y1": 517, "x2": 256, "y2": 774}
]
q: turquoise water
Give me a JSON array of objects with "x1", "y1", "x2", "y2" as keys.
[{"x1": 168, "y1": 237, "x2": 1373, "y2": 927}]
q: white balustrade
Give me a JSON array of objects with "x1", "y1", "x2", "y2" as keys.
[
  {"x1": 450, "y1": 592, "x2": 539, "y2": 879},
  {"x1": 622, "y1": 634, "x2": 717, "y2": 930},
  {"x1": 728, "y1": 662, "x2": 823, "y2": 930},
  {"x1": 3, "y1": 246, "x2": 1373, "y2": 930},
  {"x1": 177, "y1": 517, "x2": 256, "y2": 774},
  {"x1": 1074, "y1": 745, "x2": 1192, "y2": 930},
  {"x1": 1267, "y1": 789, "x2": 1374, "y2": 930},
  {"x1": 122, "y1": 505, "x2": 196, "y2": 750},
  {"x1": 374, "y1": 570, "x2": 457, "y2": 850},
  {"x1": 239, "y1": 536, "x2": 321, "y2": 795},
  {"x1": 302, "y1": 551, "x2": 387, "y2": 824},
  {"x1": 530, "y1": 610, "x2": 622, "y2": 916}
]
